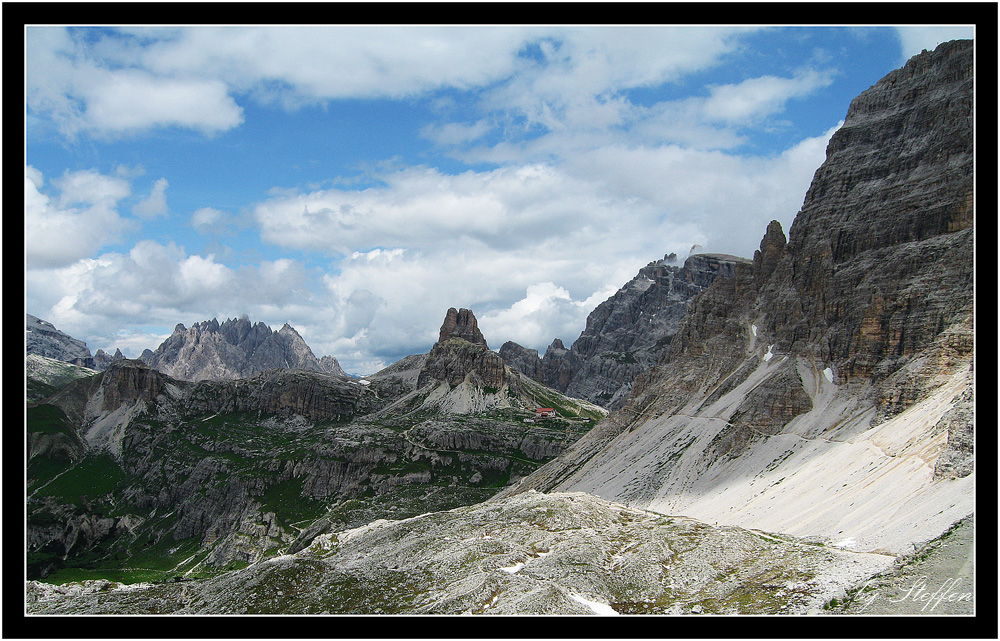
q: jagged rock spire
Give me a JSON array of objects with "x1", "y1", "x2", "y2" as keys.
[{"x1": 437, "y1": 307, "x2": 488, "y2": 348}]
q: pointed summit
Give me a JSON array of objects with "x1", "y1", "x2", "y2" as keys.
[{"x1": 437, "y1": 307, "x2": 487, "y2": 348}]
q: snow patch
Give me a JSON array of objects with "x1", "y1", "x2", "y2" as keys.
[
  {"x1": 751, "y1": 325, "x2": 758, "y2": 337},
  {"x1": 763, "y1": 345, "x2": 774, "y2": 362},
  {"x1": 569, "y1": 593, "x2": 618, "y2": 615},
  {"x1": 499, "y1": 562, "x2": 525, "y2": 574},
  {"x1": 832, "y1": 537, "x2": 856, "y2": 549},
  {"x1": 823, "y1": 367, "x2": 834, "y2": 383}
]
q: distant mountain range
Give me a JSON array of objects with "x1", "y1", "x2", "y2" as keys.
[
  {"x1": 25, "y1": 314, "x2": 345, "y2": 382},
  {"x1": 137, "y1": 316, "x2": 344, "y2": 381}
]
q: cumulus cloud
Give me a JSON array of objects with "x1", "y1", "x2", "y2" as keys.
[
  {"x1": 26, "y1": 26, "x2": 535, "y2": 139},
  {"x1": 24, "y1": 166, "x2": 134, "y2": 268},
  {"x1": 699, "y1": 69, "x2": 835, "y2": 125},
  {"x1": 479, "y1": 282, "x2": 590, "y2": 351},
  {"x1": 133, "y1": 178, "x2": 169, "y2": 218},
  {"x1": 27, "y1": 28, "x2": 243, "y2": 138},
  {"x1": 25, "y1": 240, "x2": 334, "y2": 357},
  {"x1": 244, "y1": 117, "x2": 837, "y2": 368},
  {"x1": 27, "y1": 26, "x2": 762, "y2": 142}
]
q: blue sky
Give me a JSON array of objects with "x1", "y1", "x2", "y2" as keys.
[{"x1": 24, "y1": 24, "x2": 976, "y2": 375}]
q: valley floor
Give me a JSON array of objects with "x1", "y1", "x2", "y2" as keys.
[{"x1": 825, "y1": 514, "x2": 974, "y2": 615}]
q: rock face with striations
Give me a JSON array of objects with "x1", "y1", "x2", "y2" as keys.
[
  {"x1": 417, "y1": 308, "x2": 507, "y2": 391},
  {"x1": 501, "y1": 253, "x2": 749, "y2": 409},
  {"x1": 26, "y1": 314, "x2": 94, "y2": 368},
  {"x1": 139, "y1": 316, "x2": 344, "y2": 382},
  {"x1": 501, "y1": 40, "x2": 975, "y2": 555}
]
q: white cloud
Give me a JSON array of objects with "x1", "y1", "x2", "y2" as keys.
[
  {"x1": 699, "y1": 69, "x2": 835, "y2": 125},
  {"x1": 26, "y1": 28, "x2": 243, "y2": 138},
  {"x1": 82, "y1": 72, "x2": 243, "y2": 136},
  {"x1": 421, "y1": 120, "x2": 493, "y2": 146},
  {"x1": 25, "y1": 241, "x2": 326, "y2": 358},
  {"x1": 479, "y1": 282, "x2": 591, "y2": 351},
  {"x1": 133, "y1": 178, "x2": 169, "y2": 218},
  {"x1": 28, "y1": 26, "x2": 760, "y2": 141},
  {"x1": 24, "y1": 166, "x2": 134, "y2": 268}
]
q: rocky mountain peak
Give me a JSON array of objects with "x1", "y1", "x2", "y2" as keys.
[
  {"x1": 139, "y1": 316, "x2": 344, "y2": 381},
  {"x1": 502, "y1": 253, "x2": 749, "y2": 409},
  {"x1": 93, "y1": 348, "x2": 126, "y2": 371},
  {"x1": 438, "y1": 307, "x2": 488, "y2": 348},
  {"x1": 417, "y1": 307, "x2": 504, "y2": 390}
]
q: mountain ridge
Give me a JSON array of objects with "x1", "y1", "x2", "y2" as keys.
[
  {"x1": 138, "y1": 316, "x2": 345, "y2": 381},
  {"x1": 500, "y1": 253, "x2": 750, "y2": 409},
  {"x1": 498, "y1": 39, "x2": 975, "y2": 556}
]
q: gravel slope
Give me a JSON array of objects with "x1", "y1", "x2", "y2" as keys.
[{"x1": 826, "y1": 514, "x2": 974, "y2": 615}]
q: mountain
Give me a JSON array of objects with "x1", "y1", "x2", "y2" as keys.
[
  {"x1": 499, "y1": 40, "x2": 975, "y2": 556},
  {"x1": 138, "y1": 316, "x2": 345, "y2": 381},
  {"x1": 24, "y1": 41, "x2": 976, "y2": 616},
  {"x1": 26, "y1": 314, "x2": 94, "y2": 368},
  {"x1": 500, "y1": 253, "x2": 749, "y2": 409},
  {"x1": 26, "y1": 309, "x2": 604, "y2": 582},
  {"x1": 370, "y1": 307, "x2": 608, "y2": 419}
]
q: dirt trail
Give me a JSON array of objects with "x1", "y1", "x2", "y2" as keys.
[{"x1": 828, "y1": 514, "x2": 975, "y2": 615}]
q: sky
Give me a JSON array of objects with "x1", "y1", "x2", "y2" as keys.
[{"x1": 24, "y1": 23, "x2": 976, "y2": 375}]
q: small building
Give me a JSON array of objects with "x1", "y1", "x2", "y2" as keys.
[{"x1": 535, "y1": 408, "x2": 556, "y2": 418}]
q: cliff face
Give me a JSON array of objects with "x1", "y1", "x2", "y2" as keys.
[
  {"x1": 501, "y1": 40, "x2": 975, "y2": 555},
  {"x1": 417, "y1": 308, "x2": 506, "y2": 390},
  {"x1": 139, "y1": 317, "x2": 345, "y2": 381},
  {"x1": 26, "y1": 314, "x2": 94, "y2": 368},
  {"x1": 502, "y1": 253, "x2": 750, "y2": 409}
]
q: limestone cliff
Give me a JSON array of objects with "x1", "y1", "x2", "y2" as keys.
[
  {"x1": 501, "y1": 253, "x2": 749, "y2": 409},
  {"x1": 500, "y1": 40, "x2": 975, "y2": 555}
]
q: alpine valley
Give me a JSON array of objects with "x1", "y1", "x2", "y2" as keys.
[{"x1": 25, "y1": 40, "x2": 975, "y2": 617}]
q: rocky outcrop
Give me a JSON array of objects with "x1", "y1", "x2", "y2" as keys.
[
  {"x1": 139, "y1": 316, "x2": 345, "y2": 382},
  {"x1": 99, "y1": 360, "x2": 168, "y2": 413},
  {"x1": 438, "y1": 307, "x2": 488, "y2": 347},
  {"x1": 93, "y1": 348, "x2": 125, "y2": 371},
  {"x1": 417, "y1": 308, "x2": 509, "y2": 391},
  {"x1": 501, "y1": 41, "x2": 975, "y2": 555},
  {"x1": 402, "y1": 308, "x2": 608, "y2": 418},
  {"x1": 502, "y1": 253, "x2": 749, "y2": 409},
  {"x1": 26, "y1": 314, "x2": 93, "y2": 368},
  {"x1": 26, "y1": 491, "x2": 895, "y2": 615},
  {"x1": 185, "y1": 369, "x2": 383, "y2": 423},
  {"x1": 497, "y1": 342, "x2": 543, "y2": 381}
]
